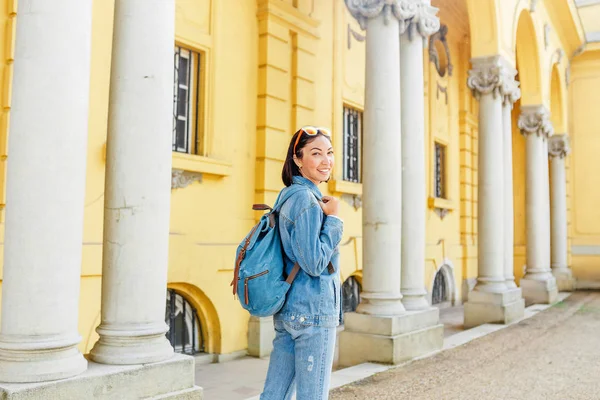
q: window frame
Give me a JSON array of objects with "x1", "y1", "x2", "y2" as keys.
[
  {"x1": 173, "y1": 45, "x2": 203, "y2": 156},
  {"x1": 342, "y1": 105, "x2": 363, "y2": 184}
]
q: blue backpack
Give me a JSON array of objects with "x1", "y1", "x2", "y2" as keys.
[{"x1": 230, "y1": 185, "x2": 306, "y2": 317}]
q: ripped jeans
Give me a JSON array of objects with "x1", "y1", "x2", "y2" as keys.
[{"x1": 260, "y1": 319, "x2": 337, "y2": 400}]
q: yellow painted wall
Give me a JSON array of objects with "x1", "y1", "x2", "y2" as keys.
[
  {"x1": 569, "y1": 50, "x2": 600, "y2": 284},
  {"x1": 0, "y1": 0, "x2": 592, "y2": 356}
]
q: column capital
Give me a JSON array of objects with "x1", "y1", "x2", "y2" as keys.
[
  {"x1": 518, "y1": 105, "x2": 554, "y2": 138},
  {"x1": 548, "y1": 134, "x2": 570, "y2": 159},
  {"x1": 345, "y1": 0, "x2": 419, "y2": 30},
  {"x1": 501, "y1": 67, "x2": 521, "y2": 107},
  {"x1": 403, "y1": 1, "x2": 440, "y2": 39},
  {"x1": 467, "y1": 55, "x2": 511, "y2": 100}
]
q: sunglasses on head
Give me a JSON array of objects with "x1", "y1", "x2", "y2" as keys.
[{"x1": 293, "y1": 126, "x2": 331, "y2": 154}]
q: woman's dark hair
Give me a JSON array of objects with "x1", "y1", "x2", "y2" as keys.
[{"x1": 281, "y1": 129, "x2": 332, "y2": 186}]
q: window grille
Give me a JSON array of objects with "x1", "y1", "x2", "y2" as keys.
[
  {"x1": 342, "y1": 276, "x2": 361, "y2": 313},
  {"x1": 343, "y1": 107, "x2": 362, "y2": 183},
  {"x1": 432, "y1": 270, "x2": 448, "y2": 305},
  {"x1": 173, "y1": 46, "x2": 201, "y2": 154},
  {"x1": 165, "y1": 289, "x2": 204, "y2": 355},
  {"x1": 434, "y1": 142, "x2": 447, "y2": 199}
]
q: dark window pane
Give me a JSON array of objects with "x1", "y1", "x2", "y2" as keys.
[
  {"x1": 176, "y1": 119, "x2": 187, "y2": 150},
  {"x1": 178, "y1": 56, "x2": 189, "y2": 85},
  {"x1": 177, "y1": 87, "x2": 188, "y2": 117}
]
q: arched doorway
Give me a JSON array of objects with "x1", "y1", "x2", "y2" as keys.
[
  {"x1": 342, "y1": 276, "x2": 361, "y2": 313},
  {"x1": 165, "y1": 289, "x2": 204, "y2": 355}
]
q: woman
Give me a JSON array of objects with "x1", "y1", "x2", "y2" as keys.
[{"x1": 260, "y1": 126, "x2": 344, "y2": 400}]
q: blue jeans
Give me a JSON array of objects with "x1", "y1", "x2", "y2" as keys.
[{"x1": 260, "y1": 319, "x2": 337, "y2": 400}]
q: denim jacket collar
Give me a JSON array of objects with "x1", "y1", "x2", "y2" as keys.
[{"x1": 292, "y1": 175, "x2": 322, "y2": 200}]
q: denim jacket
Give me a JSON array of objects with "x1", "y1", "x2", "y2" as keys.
[{"x1": 274, "y1": 176, "x2": 344, "y2": 328}]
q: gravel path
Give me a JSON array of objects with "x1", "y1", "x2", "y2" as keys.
[{"x1": 330, "y1": 291, "x2": 600, "y2": 400}]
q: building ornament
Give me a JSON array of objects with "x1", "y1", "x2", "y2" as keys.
[
  {"x1": 518, "y1": 106, "x2": 554, "y2": 139},
  {"x1": 467, "y1": 59, "x2": 505, "y2": 100},
  {"x1": 344, "y1": 0, "x2": 419, "y2": 31},
  {"x1": 171, "y1": 169, "x2": 203, "y2": 189},
  {"x1": 501, "y1": 68, "x2": 521, "y2": 107},
  {"x1": 429, "y1": 24, "x2": 452, "y2": 77},
  {"x1": 548, "y1": 134, "x2": 570, "y2": 159},
  {"x1": 404, "y1": 2, "x2": 440, "y2": 40}
]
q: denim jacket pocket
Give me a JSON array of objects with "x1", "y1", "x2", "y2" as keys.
[{"x1": 318, "y1": 275, "x2": 336, "y2": 316}]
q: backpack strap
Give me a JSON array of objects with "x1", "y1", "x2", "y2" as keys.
[{"x1": 230, "y1": 224, "x2": 259, "y2": 296}]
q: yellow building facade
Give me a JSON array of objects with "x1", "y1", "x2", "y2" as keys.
[{"x1": 0, "y1": 0, "x2": 598, "y2": 366}]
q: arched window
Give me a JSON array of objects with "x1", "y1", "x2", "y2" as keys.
[
  {"x1": 432, "y1": 270, "x2": 448, "y2": 305},
  {"x1": 342, "y1": 276, "x2": 361, "y2": 313},
  {"x1": 165, "y1": 289, "x2": 204, "y2": 355}
]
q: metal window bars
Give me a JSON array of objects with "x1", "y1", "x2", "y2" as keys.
[
  {"x1": 166, "y1": 289, "x2": 204, "y2": 355},
  {"x1": 343, "y1": 107, "x2": 362, "y2": 183}
]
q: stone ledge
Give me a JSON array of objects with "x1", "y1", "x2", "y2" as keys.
[
  {"x1": 344, "y1": 308, "x2": 440, "y2": 336},
  {"x1": 521, "y1": 278, "x2": 559, "y2": 306},
  {"x1": 0, "y1": 354, "x2": 202, "y2": 400},
  {"x1": 338, "y1": 323, "x2": 444, "y2": 368}
]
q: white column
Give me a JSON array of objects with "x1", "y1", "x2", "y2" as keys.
[
  {"x1": 501, "y1": 72, "x2": 520, "y2": 289},
  {"x1": 357, "y1": 5, "x2": 404, "y2": 316},
  {"x1": 548, "y1": 134, "x2": 574, "y2": 290},
  {"x1": 464, "y1": 56, "x2": 524, "y2": 328},
  {"x1": 0, "y1": 0, "x2": 92, "y2": 382},
  {"x1": 400, "y1": 2, "x2": 439, "y2": 311},
  {"x1": 518, "y1": 106, "x2": 558, "y2": 304},
  {"x1": 89, "y1": 0, "x2": 175, "y2": 364},
  {"x1": 340, "y1": 1, "x2": 444, "y2": 368},
  {"x1": 467, "y1": 57, "x2": 507, "y2": 293},
  {"x1": 347, "y1": 0, "x2": 414, "y2": 317}
]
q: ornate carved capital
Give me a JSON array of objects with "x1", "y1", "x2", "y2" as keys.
[
  {"x1": 501, "y1": 66, "x2": 521, "y2": 107},
  {"x1": 518, "y1": 105, "x2": 554, "y2": 139},
  {"x1": 345, "y1": 0, "x2": 418, "y2": 30},
  {"x1": 172, "y1": 169, "x2": 203, "y2": 189},
  {"x1": 548, "y1": 134, "x2": 570, "y2": 159},
  {"x1": 404, "y1": 1, "x2": 440, "y2": 39},
  {"x1": 467, "y1": 56, "x2": 507, "y2": 100}
]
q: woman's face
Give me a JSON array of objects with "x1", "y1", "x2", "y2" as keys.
[{"x1": 295, "y1": 135, "x2": 334, "y2": 185}]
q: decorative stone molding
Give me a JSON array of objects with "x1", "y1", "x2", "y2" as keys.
[
  {"x1": 548, "y1": 134, "x2": 570, "y2": 159},
  {"x1": 341, "y1": 193, "x2": 362, "y2": 210},
  {"x1": 429, "y1": 24, "x2": 452, "y2": 77},
  {"x1": 518, "y1": 105, "x2": 554, "y2": 138},
  {"x1": 501, "y1": 66, "x2": 521, "y2": 107},
  {"x1": 344, "y1": 0, "x2": 419, "y2": 31},
  {"x1": 171, "y1": 169, "x2": 203, "y2": 189},
  {"x1": 530, "y1": 0, "x2": 540, "y2": 12},
  {"x1": 467, "y1": 56, "x2": 507, "y2": 100},
  {"x1": 404, "y1": 1, "x2": 440, "y2": 40}
]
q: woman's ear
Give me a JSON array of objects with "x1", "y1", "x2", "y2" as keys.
[{"x1": 293, "y1": 155, "x2": 302, "y2": 169}]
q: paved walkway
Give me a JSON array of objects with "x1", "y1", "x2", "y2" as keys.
[{"x1": 330, "y1": 291, "x2": 600, "y2": 400}]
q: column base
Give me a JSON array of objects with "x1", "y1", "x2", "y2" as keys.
[
  {"x1": 89, "y1": 326, "x2": 174, "y2": 365},
  {"x1": 0, "y1": 354, "x2": 202, "y2": 399},
  {"x1": 338, "y1": 308, "x2": 443, "y2": 368},
  {"x1": 464, "y1": 288, "x2": 525, "y2": 328},
  {"x1": 247, "y1": 316, "x2": 274, "y2": 358},
  {"x1": 520, "y1": 277, "x2": 559, "y2": 306},
  {"x1": 0, "y1": 335, "x2": 87, "y2": 383},
  {"x1": 552, "y1": 268, "x2": 576, "y2": 292}
]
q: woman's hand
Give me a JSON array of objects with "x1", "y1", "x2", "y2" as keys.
[{"x1": 319, "y1": 196, "x2": 339, "y2": 217}]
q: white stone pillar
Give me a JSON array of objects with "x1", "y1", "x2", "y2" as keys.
[
  {"x1": 548, "y1": 134, "x2": 574, "y2": 291},
  {"x1": 339, "y1": 1, "x2": 443, "y2": 368},
  {"x1": 400, "y1": 2, "x2": 440, "y2": 311},
  {"x1": 501, "y1": 71, "x2": 520, "y2": 289},
  {"x1": 518, "y1": 106, "x2": 558, "y2": 304},
  {"x1": 0, "y1": 0, "x2": 92, "y2": 383},
  {"x1": 350, "y1": 0, "x2": 406, "y2": 317},
  {"x1": 89, "y1": 0, "x2": 175, "y2": 364},
  {"x1": 464, "y1": 56, "x2": 524, "y2": 328}
]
